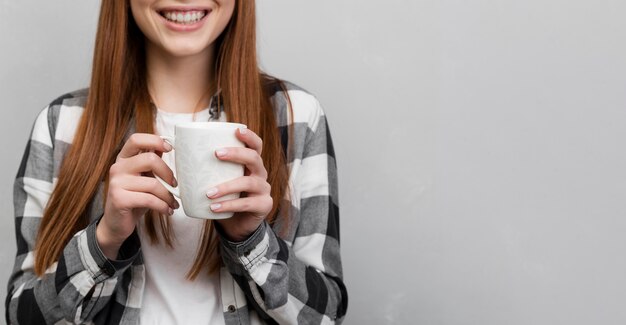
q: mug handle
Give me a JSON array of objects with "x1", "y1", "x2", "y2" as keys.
[{"x1": 154, "y1": 135, "x2": 180, "y2": 198}]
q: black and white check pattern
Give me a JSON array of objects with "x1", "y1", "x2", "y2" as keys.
[{"x1": 5, "y1": 82, "x2": 348, "y2": 324}]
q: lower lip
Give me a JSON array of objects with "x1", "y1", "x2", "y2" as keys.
[{"x1": 157, "y1": 11, "x2": 210, "y2": 32}]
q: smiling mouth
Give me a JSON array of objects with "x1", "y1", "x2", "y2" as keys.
[{"x1": 158, "y1": 9, "x2": 210, "y2": 25}]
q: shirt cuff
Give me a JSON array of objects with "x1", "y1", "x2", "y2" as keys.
[
  {"x1": 81, "y1": 218, "x2": 141, "y2": 281},
  {"x1": 218, "y1": 221, "x2": 270, "y2": 273}
]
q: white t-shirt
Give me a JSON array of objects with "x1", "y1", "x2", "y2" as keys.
[{"x1": 138, "y1": 108, "x2": 226, "y2": 325}]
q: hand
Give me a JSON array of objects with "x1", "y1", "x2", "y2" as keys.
[
  {"x1": 97, "y1": 133, "x2": 179, "y2": 259},
  {"x1": 208, "y1": 128, "x2": 273, "y2": 242}
]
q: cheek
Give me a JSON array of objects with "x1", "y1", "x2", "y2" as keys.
[
  {"x1": 129, "y1": 0, "x2": 146, "y2": 22},
  {"x1": 216, "y1": 0, "x2": 236, "y2": 31},
  {"x1": 129, "y1": 0, "x2": 156, "y2": 38}
]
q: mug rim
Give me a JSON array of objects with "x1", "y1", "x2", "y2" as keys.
[{"x1": 174, "y1": 121, "x2": 247, "y2": 130}]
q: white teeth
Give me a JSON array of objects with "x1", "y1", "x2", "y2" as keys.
[{"x1": 162, "y1": 10, "x2": 206, "y2": 24}]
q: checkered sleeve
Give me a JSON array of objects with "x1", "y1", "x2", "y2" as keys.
[
  {"x1": 220, "y1": 94, "x2": 348, "y2": 324},
  {"x1": 6, "y1": 104, "x2": 140, "y2": 324}
]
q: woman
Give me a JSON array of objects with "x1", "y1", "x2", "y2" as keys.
[{"x1": 5, "y1": 1, "x2": 347, "y2": 324}]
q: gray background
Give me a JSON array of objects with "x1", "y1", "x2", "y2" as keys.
[{"x1": 1, "y1": 0, "x2": 626, "y2": 324}]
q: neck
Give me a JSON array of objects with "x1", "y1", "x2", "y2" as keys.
[{"x1": 146, "y1": 42, "x2": 215, "y2": 114}]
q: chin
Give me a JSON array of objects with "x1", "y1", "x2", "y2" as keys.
[{"x1": 162, "y1": 42, "x2": 212, "y2": 58}]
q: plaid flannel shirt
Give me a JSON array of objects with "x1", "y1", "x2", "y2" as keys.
[{"x1": 5, "y1": 81, "x2": 348, "y2": 324}]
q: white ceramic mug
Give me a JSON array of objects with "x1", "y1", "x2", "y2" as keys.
[{"x1": 155, "y1": 121, "x2": 246, "y2": 219}]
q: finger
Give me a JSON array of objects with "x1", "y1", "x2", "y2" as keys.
[
  {"x1": 215, "y1": 147, "x2": 267, "y2": 178},
  {"x1": 206, "y1": 176, "x2": 270, "y2": 199},
  {"x1": 210, "y1": 196, "x2": 273, "y2": 216},
  {"x1": 118, "y1": 133, "x2": 172, "y2": 159},
  {"x1": 236, "y1": 128, "x2": 263, "y2": 155},
  {"x1": 109, "y1": 189, "x2": 173, "y2": 216},
  {"x1": 118, "y1": 152, "x2": 177, "y2": 187},
  {"x1": 117, "y1": 175, "x2": 179, "y2": 210}
]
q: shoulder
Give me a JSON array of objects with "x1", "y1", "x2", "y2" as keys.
[
  {"x1": 46, "y1": 88, "x2": 88, "y2": 125},
  {"x1": 47, "y1": 88, "x2": 89, "y2": 108},
  {"x1": 264, "y1": 77, "x2": 326, "y2": 133},
  {"x1": 32, "y1": 88, "x2": 89, "y2": 146}
]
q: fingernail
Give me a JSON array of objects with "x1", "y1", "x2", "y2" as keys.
[
  {"x1": 239, "y1": 127, "x2": 247, "y2": 135},
  {"x1": 173, "y1": 178, "x2": 178, "y2": 187},
  {"x1": 210, "y1": 203, "x2": 221, "y2": 211},
  {"x1": 168, "y1": 208, "x2": 174, "y2": 215},
  {"x1": 206, "y1": 187, "x2": 218, "y2": 197},
  {"x1": 215, "y1": 149, "x2": 227, "y2": 157},
  {"x1": 164, "y1": 142, "x2": 173, "y2": 151},
  {"x1": 174, "y1": 200, "x2": 180, "y2": 209}
]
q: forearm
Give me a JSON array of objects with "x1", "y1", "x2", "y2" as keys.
[
  {"x1": 219, "y1": 221, "x2": 347, "y2": 324},
  {"x1": 6, "y1": 221, "x2": 140, "y2": 324}
]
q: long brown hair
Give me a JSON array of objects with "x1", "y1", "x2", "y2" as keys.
[{"x1": 34, "y1": 1, "x2": 291, "y2": 278}]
